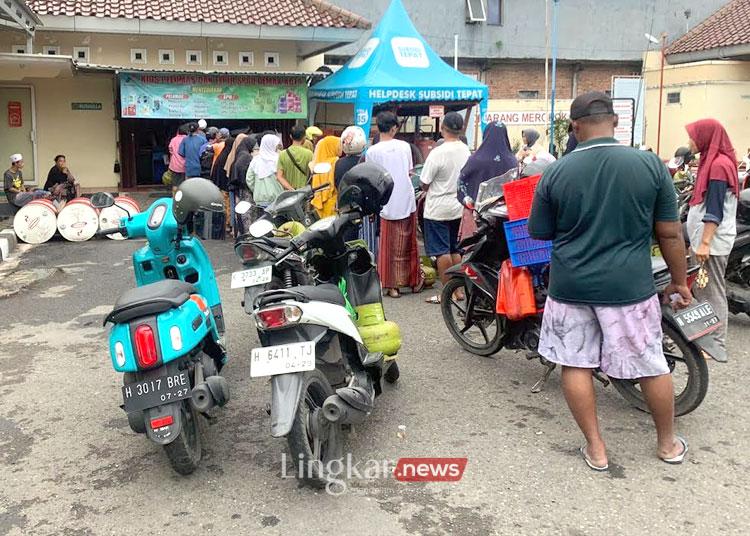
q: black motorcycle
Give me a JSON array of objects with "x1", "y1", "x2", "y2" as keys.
[
  {"x1": 232, "y1": 180, "x2": 332, "y2": 313},
  {"x1": 440, "y1": 170, "x2": 717, "y2": 416},
  {"x1": 725, "y1": 189, "x2": 750, "y2": 315}
]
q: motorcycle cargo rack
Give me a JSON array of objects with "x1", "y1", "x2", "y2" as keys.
[{"x1": 504, "y1": 219, "x2": 552, "y2": 267}]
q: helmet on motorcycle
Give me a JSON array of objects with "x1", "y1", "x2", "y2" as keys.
[
  {"x1": 738, "y1": 188, "x2": 750, "y2": 223},
  {"x1": 341, "y1": 126, "x2": 367, "y2": 155},
  {"x1": 173, "y1": 178, "x2": 225, "y2": 224},
  {"x1": 669, "y1": 146, "x2": 694, "y2": 169},
  {"x1": 338, "y1": 163, "x2": 394, "y2": 216}
]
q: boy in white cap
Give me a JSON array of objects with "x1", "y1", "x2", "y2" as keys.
[{"x1": 4, "y1": 154, "x2": 49, "y2": 207}]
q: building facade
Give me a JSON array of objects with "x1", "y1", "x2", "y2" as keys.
[
  {"x1": 644, "y1": 0, "x2": 750, "y2": 158},
  {"x1": 0, "y1": 0, "x2": 369, "y2": 189},
  {"x1": 321, "y1": 0, "x2": 728, "y2": 147}
]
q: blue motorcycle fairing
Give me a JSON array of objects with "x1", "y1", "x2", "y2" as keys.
[
  {"x1": 109, "y1": 295, "x2": 213, "y2": 373},
  {"x1": 123, "y1": 199, "x2": 223, "y2": 323}
]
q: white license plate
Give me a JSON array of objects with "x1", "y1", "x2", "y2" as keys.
[
  {"x1": 250, "y1": 341, "x2": 316, "y2": 378},
  {"x1": 231, "y1": 266, "x2": 273, "y2": 289}
]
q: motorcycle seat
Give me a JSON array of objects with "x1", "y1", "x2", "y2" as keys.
[
  {"x1": 257, "y1": 284, "x2": 346, "y2": 308},
  {"x1": 105, "y1": 279, "x2": 196, "y2": 325},
  {"x1": 736, "y1": 223, "x2": 750, "y2": 235}
]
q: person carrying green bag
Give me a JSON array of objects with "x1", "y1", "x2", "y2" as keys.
[{"x1": 246, "y1": 134, "x2": 292, "y2": 207}]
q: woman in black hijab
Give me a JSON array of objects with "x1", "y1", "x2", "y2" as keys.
[
  {"x1": 457, "y1": 121, "x2": 517, "y2": 239},
  {"x1": 229, "y1": 135, "x2": 258, "y2": 236}
]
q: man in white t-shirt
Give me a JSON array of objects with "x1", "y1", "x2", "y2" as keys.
[
  {"x1": 366, "y1": 111, "x2": 422, "y2": 298},
  {"x1": 420, "y1": 112, "x2": 471, "y2": 303}
]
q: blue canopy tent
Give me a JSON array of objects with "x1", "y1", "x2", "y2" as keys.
[{"x1": 309, "y1": 0, "x2": 488, "y2": 140}]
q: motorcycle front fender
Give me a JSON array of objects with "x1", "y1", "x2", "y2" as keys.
[
  {"x1": 270, "y1": 373, "x2": 305, "y2": 438},
  {"x1": 144, "y1": 401, "x2": 183, "y2": 445}
]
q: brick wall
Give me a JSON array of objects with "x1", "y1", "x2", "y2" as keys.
[{"x1": 470, "y1": 60, "x2": 641, "y2": 100}]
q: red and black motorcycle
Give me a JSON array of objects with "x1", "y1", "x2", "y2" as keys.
[{"x1": 440, "y1": 170, "x2": 718, "y2": 416}]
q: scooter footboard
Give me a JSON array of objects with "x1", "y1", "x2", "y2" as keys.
[{"x1": 270, "y1": 373, "x2": 305, "y2": 438}]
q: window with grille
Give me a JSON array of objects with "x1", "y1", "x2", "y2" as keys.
[
  {"x1": 186, "y1": 50, "x2": 202, "y2": 65},
  {"x1": 213, "y1": 51, "x2": 228, "y2": 66},
  {"x1": 159, "y1": 50, "x2": 174, "y2": 65},
  {"x1": 130, "y1": 48, "x2": 147, "y2": 64},
  {"x1": 73, "y1": 47, "x2": 90, "y2": 62}
]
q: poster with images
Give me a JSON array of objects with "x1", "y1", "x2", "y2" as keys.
[{"x1": 119, "y1": 73, "x2": 308, "y2": 119}]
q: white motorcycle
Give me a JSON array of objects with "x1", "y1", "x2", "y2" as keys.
[{"x1": 249, "y1": 163, "x2": 401, "y2": 488}]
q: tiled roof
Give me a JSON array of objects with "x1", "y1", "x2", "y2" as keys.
[
  {"x1": 26, "y1": 0, "x2": 370, "y2": 29},
  {"x1": 666, "y1": 0, "x2": 750, "y2": 56}
]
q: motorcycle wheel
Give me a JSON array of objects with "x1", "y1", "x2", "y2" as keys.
[
  {"x1": 287, "y1": 369, "x2": 343, "y2": 488},
  {"x1": 163, "y1": 401, "x2": 202, "y2": 475},
  {"x1": 441, "y1": 278, "x2": 503, "y2": 357},
  {"x1": 610, "y1": 322, "x2": 709, "y2": 417}
]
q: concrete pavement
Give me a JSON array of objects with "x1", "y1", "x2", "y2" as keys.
[{"x1": 0, "y1": 239, "x2": 748, "y2": 536}]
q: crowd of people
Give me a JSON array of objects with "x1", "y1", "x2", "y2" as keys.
[{"x1": 2, "y1": 91, "x2": 743, "y2": 472}]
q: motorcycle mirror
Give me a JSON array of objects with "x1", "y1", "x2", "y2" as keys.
[
  {"x1": 312, "y1": 162, "x2": 332, "y2": 175},
  {"x1": 235, "y1": 201, "x2": 253, "y2": 215},
  {"x1": 90, "y1": 192, "x2": 115, "y2": 209},
  {"x1": 249, "y1": 219, "x2": 275, "y2": 238},
  {"x1": 463, "y1": 196, "x2": 475, "y2": 210}
]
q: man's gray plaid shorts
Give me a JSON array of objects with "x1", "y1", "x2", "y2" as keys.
[{"x1": 538, "y1": 294, "x2": 670, "y2": 380}]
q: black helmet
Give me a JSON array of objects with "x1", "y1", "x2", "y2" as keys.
[
  {"x1": 669, "y1": 146, "x2": 694, "y2": 169},
  {"x1": 739, "y1": 188, "x2": 750, "y2": 223},
  {"x1": 173, "y1": 178, "x2": 225, "y2": 224},
  {"x1": 338, "y1": 163, "x2": 394, "y2": 216}
]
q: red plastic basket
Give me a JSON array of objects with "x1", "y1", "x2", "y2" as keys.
[{"x1": 503, "y1": 174, "x2": 542, "y2": 221}]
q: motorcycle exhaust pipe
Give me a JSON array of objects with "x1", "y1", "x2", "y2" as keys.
[
  {"x1": 191, "y1": 382, "x2": 214, "y2": 412},
  {"x1": 191, "y1": 376, "x2": 230, "y2": 412},
  {"x1": 323, "y1": 394, "x2": 368, "y2": 425}
]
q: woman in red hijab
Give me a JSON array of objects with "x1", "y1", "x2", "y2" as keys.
[{"x1": 685, "y1": 118, "x2": 739, "y2": 360}]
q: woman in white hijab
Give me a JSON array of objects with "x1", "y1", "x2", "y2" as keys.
[{"x1": 245, "y1": 134, "x2": 290, "y2": 207}]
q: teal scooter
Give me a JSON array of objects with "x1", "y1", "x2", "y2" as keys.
[{"x1": 92, "y1": 179, "x2": 229, "y2": 475}]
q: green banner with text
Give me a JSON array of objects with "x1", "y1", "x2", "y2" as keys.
[{"x1": 119, "y1": 73, "x2": 307, "y2": 119}]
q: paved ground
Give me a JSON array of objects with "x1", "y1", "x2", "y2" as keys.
[{"x1": 1, "y1": 238, "x2": 748, "y2": 536}]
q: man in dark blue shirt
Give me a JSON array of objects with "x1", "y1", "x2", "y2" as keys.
[
  {"x1": 179, "y1": 123, "x2": 207, "y2": 179},
  {"x1": 529, "y1": 92, "x2": 692, "y2": 471}
]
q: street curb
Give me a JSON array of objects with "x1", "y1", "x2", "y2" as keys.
[{"x1": 0, "y1": 229, "x2": 17, "y2": 261}]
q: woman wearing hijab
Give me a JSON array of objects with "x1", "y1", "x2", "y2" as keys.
[
  {"x1": 457, "y1": 121, "x2": 517, "y2": 239},
  {"x1": 685, "y1": 119, "x2": 739, "y2": 359},
  {"x1": 210, "y1": 136, "x2": 235, "y2": 239},
  {"x1": 246, "y1": 134, "x2": 290, "y2": 208},
  {"x1": 230, "y1": 135, "x2": 257, "y2": 235},
  {"x1": 311, "y1": 136, "x2": 341, "y2": 218},
  {"x1": 516, "y1": 129, "x2": 539, "y2": 161},
  {"x1": 223, "y1": 132, "x2": 248, "y2": 234}
]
